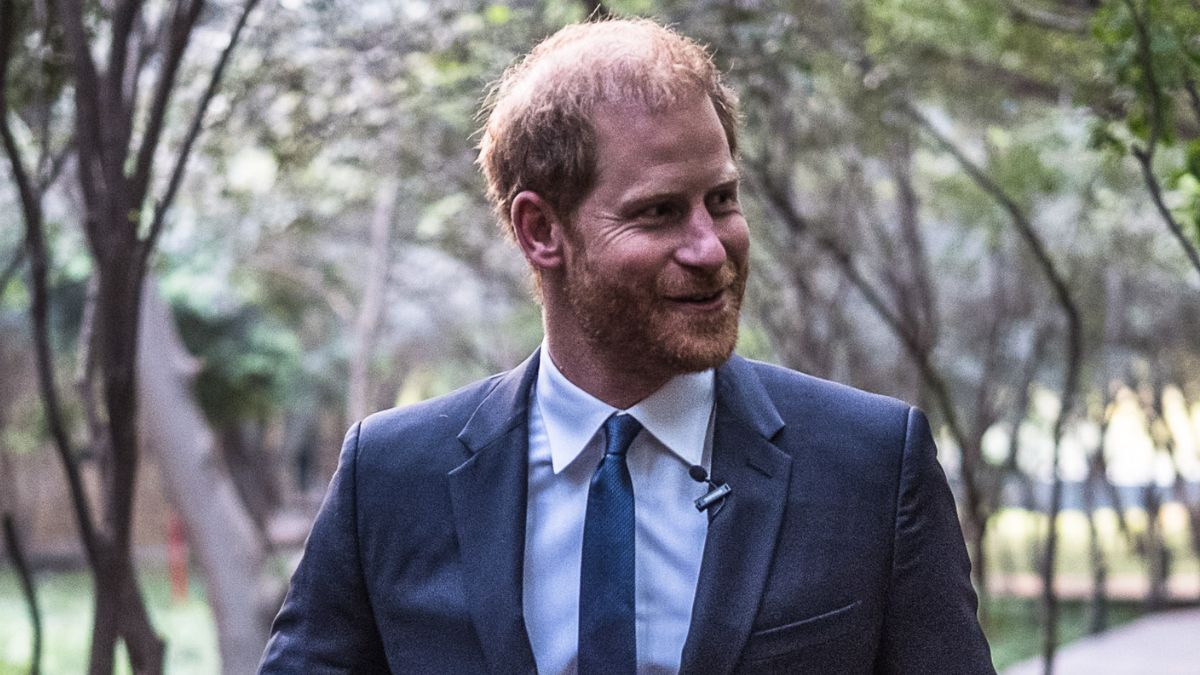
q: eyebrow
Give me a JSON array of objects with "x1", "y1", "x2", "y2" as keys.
[
  {"x1": 712, "y1": 171, "x2": 741, "y2": 189},
  {"x1": 619, "y1": 166, "x2": 742, "y2": 207},
  {"x1": 717, "y1": 166, "x2": 742, "y2": 184}
]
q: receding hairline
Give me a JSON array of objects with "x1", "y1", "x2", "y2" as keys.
[{"x1": 482, "y1": 19, "x2": 724, "y2": 135}]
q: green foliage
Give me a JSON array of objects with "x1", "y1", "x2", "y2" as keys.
[
  {"x1": 171, "y1": 300, "x2": 304, "y2": 427},
  {"x1": 1092, "y1": 0, "x2": 1200, "y2": 247},
  {"x1": 865, "y1": 0, "x2": 1102, "y2": 122},
  {"x1": 1094, "y1": 0, "x2": 1200, "y2": 146},
  {"x1": 0, "y1": 1, "x2": 70, "y2": 118}
]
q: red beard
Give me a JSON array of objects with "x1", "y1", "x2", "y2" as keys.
[{"x1": 562, "y1": 252, "x2": 747, "y2": 377}]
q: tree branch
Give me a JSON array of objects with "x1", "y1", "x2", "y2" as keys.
[
  {"x1": 129, "y1": 0, "x2": 204, "y2": 208},
  {"x1": 1005, "y1": 0, "x2": 1089, "y2": 33},
  {"x1": 1124, "y1": 0, "x2": 1165, "y2": 153},
  {"x1": 75, "y1": 274, "x2": 111, "y2": 468},
  {"x1": 905, "y1": 104, "x2": 1081, "y2": 337},
  {"x1": 1131, "y1": 147, "x2": 1200, "y2": 279},
  {"x1": 911, "y1": 45, "x2": 1069, "y2": 104},
  {"x1": 141, "y1": 0, "x2": 262, "y2": 276},
  {"x1": 53, "y1": 0, "x2": 107, "y2": 242},
  {"x1": 2, "y1": 514, "x2": 42, "y2": 675},
  {"x1": 37, "y1": 135, "x2": 74, "y2": 191},
  {"x1": 1186, "y1": 80, "x2": 1200, "y2": 129},
  {"x1": 21, "y1": 183, "x2": 103, "y2": 574},
  {"x1": 905, "y1": 101, "x2": 1083, "y2": 671},
  {"x1": 103, "y1": 0, "x2": 146, "y2": 169},
  {"x1": 580, "y1": 0, "x2": 611, "y2": 20},
  {"x1": 0, "y1": 0, "x2": 43, "y2": 237},
  {"x1": 3, "y1": 0, "x2": 102, "y2": 573},
  {"x1": 749, "y1": 158, "x2": 984, "y2": 527},
  {"x1": 1115, "y1": 0, "x2": 1200, "y2": 280},
  {"x1": 890, "y1": 137, "x2": 939, "y2": 349}
]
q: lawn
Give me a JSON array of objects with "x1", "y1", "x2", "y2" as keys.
[
  {"x1": 0, "y1": 567, "x2": 217, "y2": 675},
  {"x1": 983, "y1": 597, "x2": 1144, "y2": 671}
]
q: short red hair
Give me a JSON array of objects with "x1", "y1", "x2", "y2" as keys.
[{"x1": 477, "y1": 18, "x2": 740, "y2": 239}]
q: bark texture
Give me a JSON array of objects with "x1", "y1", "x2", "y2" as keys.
[{"x1": 137, "y1": 282, "x2": 274, "y2": 674}]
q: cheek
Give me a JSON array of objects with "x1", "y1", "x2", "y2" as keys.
[{"x1": 722, "y1": 219, "x2": 751, "y2": 264}]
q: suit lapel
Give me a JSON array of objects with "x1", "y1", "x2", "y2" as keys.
[
  {"x1": 680, "y1": 356, "x2": 792, "y2": 675},
  {"x1": 447, "y1": 352, "x2": 539, "y2": 675}
]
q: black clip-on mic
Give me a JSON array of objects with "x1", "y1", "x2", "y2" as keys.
[{"x1": 688, "y1": 465, "x2": 732, "y2": 513}]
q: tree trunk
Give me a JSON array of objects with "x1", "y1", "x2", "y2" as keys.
[
  {"x1": 137, "y1": 281, "x2": 273, "y2": 674},
  {"x1": 969, "y1": 515, "x2": 990, "y2": 621},
  {"x1": 219, "y1": 423, "x2": 279, "y2": 530},
  {"x1": 1084, "y1": 454, "x2": 1108, "y2": 635},
  {"x1": 90, "y1": 253, "x2": 166, "y2": 675},
  {"x1": 1143, "y1": 485, "x2": 1167, "y2": 611},
  {"x1": 347, "y1": 177, "x2": 398, "y2": 422}
]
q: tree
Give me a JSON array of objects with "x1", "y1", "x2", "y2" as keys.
[{"x1": 1, "y1": 0, "x2": 260, "y2": 670}]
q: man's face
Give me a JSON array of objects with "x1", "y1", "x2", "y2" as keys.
[{"x1": 558, "y1": 93, "x2": 750, "y2": 376}]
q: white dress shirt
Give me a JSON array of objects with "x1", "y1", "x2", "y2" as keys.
[{"x1": 523, "y1": 345, "x2": 714, "y2": 675}]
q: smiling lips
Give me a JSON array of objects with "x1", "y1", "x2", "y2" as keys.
[{"x1": 667, "y1": 287, "x2": 728, "y2": 310}]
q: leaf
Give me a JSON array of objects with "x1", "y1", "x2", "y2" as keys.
[
  {"x1": 1087, "y1": 123, "x2": 1128, "y2": 155},
  {"x1": 1187, "y1": 139, "x2": 1200, "y2": 179},
  {"x1": 484, "y1": 4, "x2": 512, "y2": 26}
]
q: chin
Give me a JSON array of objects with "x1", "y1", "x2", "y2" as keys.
[{"x1": 654, "y1": 318, "x2": 740, "y2": 373}]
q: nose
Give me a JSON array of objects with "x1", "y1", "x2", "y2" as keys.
[{"x1": 674, "y1": 206, "x2": 727, "y2": 271}]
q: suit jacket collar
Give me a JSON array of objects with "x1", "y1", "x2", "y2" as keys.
[
  {"x1": 679, "y1": 355, "x2": 792, "y2": 675},
  {"x1": 448, "y1": 351, "x2": 540, "y2": 675},
  {"x1": 447, "y1": 351, "x2": 791, "y2": 675}
]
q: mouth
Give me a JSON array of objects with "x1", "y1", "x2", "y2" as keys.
[{"x1": 667, "y1": 287, "x2": 728, "y2": 311}]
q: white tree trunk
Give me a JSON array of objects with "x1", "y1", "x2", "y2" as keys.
[
  {"x1": 137, "y1": 280, "x2": 272, "y2": 674},
  {"x1": 347, "y1": 177, "x2": 398, "y2": 422}
]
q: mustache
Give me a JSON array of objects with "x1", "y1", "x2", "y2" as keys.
[{"x1": 659, "y1": 261, "x2": 745, "y2": 296}]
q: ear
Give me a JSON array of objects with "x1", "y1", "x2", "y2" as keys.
[{"x1": 511, "y1": 190, "x2": 567, "y2": 271}]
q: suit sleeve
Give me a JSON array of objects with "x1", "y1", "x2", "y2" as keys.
[
  {"x1": 259, "y1": 422, "x2": 389, "y2": 673},
  {"x1": 875, "y1": 408, "x2": 995, "y2": 674}
]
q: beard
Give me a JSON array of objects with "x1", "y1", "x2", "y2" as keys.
[{"x1": 562, "y1": 252, "x2": 748, "y2": 377}]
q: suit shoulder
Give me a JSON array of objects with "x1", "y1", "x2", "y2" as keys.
[
  {"x1": 745, "y1": 358, "x2": 908, "y2": 413},
  {"x1": 352, "y1": 372, "x2": 506, "y2": 465},
  {"x1": 361, "y1": 371, "x2": 504, "y2": 429},
  {"x1": 733, "y1": 357, "x2": 924, "y2": 486},
  {"x1": 734, "y1": 355, "x2": 912, "y2": 449}
]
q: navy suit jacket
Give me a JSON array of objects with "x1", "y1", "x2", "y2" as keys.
[{"x1": 260, "y1": 351, "x2": 994, "y2": 673}]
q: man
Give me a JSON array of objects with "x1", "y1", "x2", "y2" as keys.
[{"x1": 261, "y1": 18, "x2": 995, "y2": 674}]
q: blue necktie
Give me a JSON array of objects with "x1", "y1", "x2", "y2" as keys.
[{"x1": 578, "y1": 413, "x2": 642, "y2": 675}]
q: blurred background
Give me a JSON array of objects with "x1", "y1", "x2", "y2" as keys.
[{"x1": 1, "y1": 0, "x2": 1198, "y2": 673}]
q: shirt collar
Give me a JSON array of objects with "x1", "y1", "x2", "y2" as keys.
[{"x1": 536, "y1": 343, "x2": 714, "y2": 474}]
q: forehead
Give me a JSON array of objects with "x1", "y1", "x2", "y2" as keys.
[{"x1": 588, "y1": 95, "x2": 738, "y2": 191}]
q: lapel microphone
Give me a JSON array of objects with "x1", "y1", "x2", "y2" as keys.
[{"x1": 688, "y1": 465, "x2": 732, "y2": 513}]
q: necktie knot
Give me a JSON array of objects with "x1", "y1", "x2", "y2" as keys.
[{"x1": 604, "y1": 413, "x2": 642, "y2": 457}]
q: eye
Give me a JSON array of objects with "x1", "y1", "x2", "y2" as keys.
[
  {"x1": 707, "y1": 188, "x2": 740, "y2": 213},
  {"x1": 637, "y1": 201, "x2": 684, "y2": 222}
]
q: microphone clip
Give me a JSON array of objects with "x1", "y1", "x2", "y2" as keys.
[
  {"x1": 688, "y1": 465, "x2": 732, "y2": 513},
  {"x1": 694, "y1": 483, "x2": 732, "y2": 512}
]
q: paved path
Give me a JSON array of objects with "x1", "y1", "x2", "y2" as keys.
[{"x1": 1003, "y1": 608, "x2": 1200, "y2": 674}]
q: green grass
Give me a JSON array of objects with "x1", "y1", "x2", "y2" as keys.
[
  {"x1": 0, "y1": 566, "x2": 218, "y2": 674},
  {"x1": 982, "y1": 596, "x2": 1144, "y2": 671},
  {"x1": 986, "y1": 506, "x2": 1200, "y2": 579}
]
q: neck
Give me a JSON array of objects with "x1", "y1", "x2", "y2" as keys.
[{"x1": 544, "y1": 333, "x2": 673, "y2": 410}]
